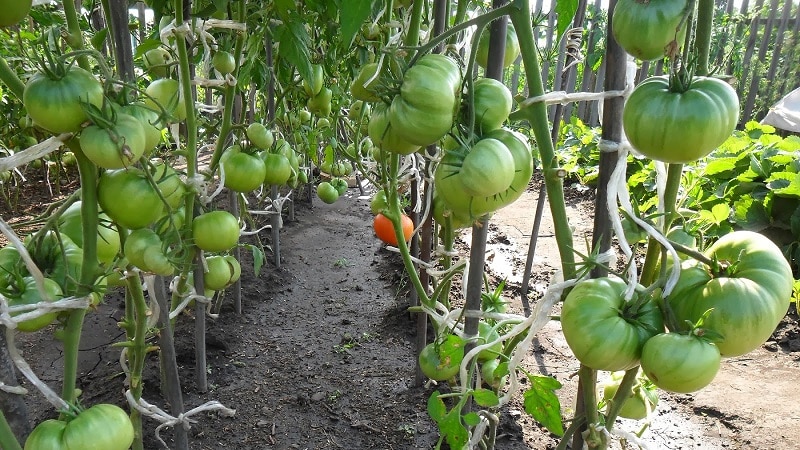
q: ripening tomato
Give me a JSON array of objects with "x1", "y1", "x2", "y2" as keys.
[
  {"x1": 0, "y1": 0, "x2": 32, "y2": 27},
  {"x1": 419, "y1": 334, "x2": 465, "y2": 381},
  {"x1": 193, "y1": 211, "x2": 239, "y2": 252},
  {"x1": 80, "y1": 113, "x2": 147, "y2": 169},
  {"x1": 23, "y1": 67, "x2": 104, "y2": 134},
  {"x1": 24, "y1": 403, "x2": 134, "y2": 450},
  {"x1": 640, "y1": 332, "x2": 721, "y2": 393},
  {"x1": 612, "y1": 0, "x2": 689, "y2": 61},
  {"x1": 98, "y1": 168, "x2": 164, "y2": 229},
  {"x1": 221, "y1": 147, "x2": 267, "y2": 192},
  {"x1": 373, "y1": 213, "x2": 413, "y2": 246}
]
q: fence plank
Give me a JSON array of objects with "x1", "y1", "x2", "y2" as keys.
[{"x1": 778, "y1": 4, "x2": 800, "y2": 97}]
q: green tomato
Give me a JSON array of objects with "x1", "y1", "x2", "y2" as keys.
[
  {"x1": 350, "y1": 63, "x2": 381, "y2": 102},
  {"x1": 212, "y1": 50, "x2": 236, "y2": 74},
  {"x1": 193, "y1": 211, "x2": 239, "y2": 253},
  {"x1": 246, "y1": 123, "x2": 274, "y2": 149},
  {"x1": 667, "y1": 231, "x2": 793, "y2": 357},
  {"x1": 80, "y1": 113, "x2": 147, "y2": 169},
  {"x1": 151, "y1": 162, "x2": 185, "y2": 210},
  {"x1": 24, "y1": 232, "x2": 83, "y2": 294},
  {"x1": 600, "y1": 370, "x2": 659, "y2": 420},
  {"x1": 8, "y1": 277, "x2": 63, "y2": 332},
  {"x1": 459, "y1": 138, "x2": 515, "y2": 197},
  {"x1": 471, "y1": 78, "x2": 513, "y2": 133},
  {"x1": 120, "y1": 103, "x2": 164, "y2": 154},
  {"x1": 262, "y1": 152, "x2": 293, "y2": 186},
  {"x1": 204, "y1": 255, "x2": 236, "y2": 291},
  {"x1": 330, "y1": 177, "x2": 348, "y2": 196},
  {"x1": 307, "y1": 87, "x2": 332, "y2": 117},
  {"x1": 389, "y1": 54, "x2": 462, "y2": 147},
  {"x1": 124, "y1": 228, "x2": 174, "y2": 276},
  {"x1": 58, "y1": 201, "x2": 121, "y2": 265},
  {"x1": 143, "y1": 47, "x2": 172, "y2": 78},
  {"x1": 98, "y1": 168, "x2": 164, "y2": 229},
  {"x1": 302, "y1": 64, "x2": 324, "y2": 97},
  {"x1": 480, "y1": 358, "x2": 509, "y2": 390},
  {"x1": 23, "y1": 67, "x2": 104, "y2": 134},
  {"x1": 144, "y1": 78, "x2": 187, "y2": 123},
  {"x1": 623, "y1": 76, "x2": 739, "y2": 163},
  {"x1": 224, "y1": 255, "x2": 241, "y2": 284},
  {"x1": 316, "y1": 182, "x2": 339, "y2": 204},
  {"x1": 0, "y1": 0, "x2": 32, "y2": 27},
  {"x1": 476, "y1": 321, "x2": 502, "y2": 362},
  {"x1": 25, "y1": 403, "x2": 134, "y2": 450},
  {"x1": 640, "y1": 333, "x2": 721, "y2": 393},
  {"x1": 612, "y1": 0, "x2": 689, "y2": 61},
  {"x1": 298, "y1": 109, "x2": 312, "y2": 123},
  {"x1": 560, "y1": 277, "x2": 664, "y2": 371},
  {"x1": 367, "y1": 103, "x2": 420, "y2": 155},
  {"x1": 369, "y1": 190, "x2": 388, "y2": 215},
  {"x1": 475, "y1": 23, "x2": 520, "y2": 69},
  {"x1": 419, "y1": 334, "x2": 465, "y2": 381},
  {"x1": 221, "y1": 147, "x2": 267, "y2": 193}
]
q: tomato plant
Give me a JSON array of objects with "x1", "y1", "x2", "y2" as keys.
[
  {"x1": 124, "y1": 228, "x2": 174, "y2": 276},
  {"x1": 560, "y1": 277, "x2": 664, "y2": 371},
  {"x1": 600, "y1": 370, "x2": 659, "y2": 420},
  {"x1": 623, "y1": 75, "x2": 739, "y2": 163},
  {"x1": 667, "y1": 230, "x2": 793, "y2": 357},
  {"x1": 612, "y1": 0, "x2": 689, "y2": 61},
  {"x1": 388, "y1": 54, "x2": 462, "y2": 147},
  {"x1": 419, "y1": 334, "x2": 465, "y2": 381},
  {"x1": 471, "y1": 78, "x2": 513, "y2": 133},
  {"x1": 640, "y1": 332, "x2": 720, "y2": 393},
  {"x1": 193, "y1": 211, "x2": 240, "y2": 253},
  {"x1": 6, "y1": 277, "x2": 63, "y2": 332},
  {"x1": 80, "y1": 113, "x2": 147, "y2": 169},
  {"x1": 58, "y1": 201, "x2": 120, "y2": 265},
  {"x1": 373, "y1": 213, "x2": 413, "y2": 246},
  {"x1": 98, "y1": 168, "x2": 164, "y2": 229},
  {"x1": 23, "y1": 67, "x2": 104, "y2": 134},
  {"x1": 24, "y1": 404, "x2": 134, "y2": 450}
]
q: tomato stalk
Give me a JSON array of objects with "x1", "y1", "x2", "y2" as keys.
[
  {"x1": 0, "y1": 410, "x2": 22, "y2": 450},
  {"x1": 122, "y1": 261, "x2": 150, "y2": 450},
  {"x1": 60, "y1": 0, "x2": 91, "y2": 71},
  {"x1": 0, "y1": 56, "x2": 25, "y2": 100},
  {"x1": 639, "y1": 164, "x2": 683, "y2": 287}
]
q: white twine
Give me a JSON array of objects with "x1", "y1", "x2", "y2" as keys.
[
  {"x1": 4, "y1": 326, "x2": 71, "y2": 410},
  {"x1": 125, "y1": 389, "x2": 236, "y2": 449},
  {"x1": 0, "y1": 134, "x2": 71, "y2": 173},
  {"x1": 168, "y1": 276, "x2": 218, "y2": 320},
  {"x1": 585, "y1": 422, "x2": 655, "y2": 450},
  {"x1": 518, "y1": 88, "x2": 629, "y2": 109},
  {"x1": 244, "y1": 191, "x2": 292, "y2": 234},
  {"x1": 563, "y1": 27, "x2": 586, "y2": 72}
]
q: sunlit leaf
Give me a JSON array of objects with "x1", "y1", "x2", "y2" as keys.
[
  {"x1": 340, "y1": 0, "x2": 374, "y2": 46},
  {"x1": 522, "y1": 374, "x2": 564, "y2": 436}
]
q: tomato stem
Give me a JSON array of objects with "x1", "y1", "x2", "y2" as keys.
[{"x1": 0, "y1": 410, "x2": 22, "y2": 450}]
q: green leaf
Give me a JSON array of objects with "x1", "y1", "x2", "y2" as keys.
[
  {"x1": 134, "y1": 39, "x2": 163, "y2": 58},
  {"x1": 702, "y1": 156, "x2": 738, "y2": 177},
  {"x1": 90, "y1": 29, "x2": 108, "y2": 52},
  {"x1": 768, "y1": 172, "x2": 800, "y2": 198},
  {"x1": 522, "y1": 374, "x2": 564, "y2": 436},
  {"x1": 733, "y1": 197, "x2": 770, "y2": 231},
  {"x1": 275, "y1": 22, "x2": 313, "y2": 86},
  {"x1": 554, "y1": 0, "x2": 579, "y2": 42},
  {"x1": 427, "y1": 391, "x2": 447, "y2": 423},
  {"x1": 711, "y1": 203, "x2": 730, "y2": 224},
  {"x1": 246, "y1": 244, "x2": 265, "y2": 276},
  {"x1": 274, "y1": 0, "x2": 295, "y2": 21},
  {"x1": 440, "y1": 412, "x2": 469, "y2": 450},
  {"x1": 462, "y1": 412, "x2": 481, "y2": 427},
  {"x1": 472, "y1": 389, "x2": 500, "y2": 408},
  {"x1": 340, "y1": 0, "x2": 373, "y2": 46}
]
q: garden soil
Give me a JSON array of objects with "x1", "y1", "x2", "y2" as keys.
[{"x1": 6, "y1": 170, "x2": 800, "y2": 450}]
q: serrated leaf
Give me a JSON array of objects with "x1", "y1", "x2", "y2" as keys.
[
  {"x1": 340, "y1": 0, "x2": 373, "y2": 46},
  {"x1": 733, "y1": 197, "x2": 769, "y2": 231},
  {"x1": 427, "y1": 391, "x2": 447, "y2": 423},
  {"x1": 523, "y1": 374, "x2": 564, "y2": 436},
  {"x1": 554, "y1": 0, "x2": 579, "y2": 42},
  {"x1": 711, "y1": 203, "x2": 730, "y2": 223},
  {"x1": 473, "y1": 389, "x2": 500, "y2": 407},
  {"x1": 463, "y1": 412, "x2": 481, "y2": 427},
  {"x1": 769, "y1": 172, "x2": 800, "y2": 198},
  {"x1": 440, "y1": 412, "x2": 469, "y2": 450},
  {"x1": 702, "y1": 157, "x2": 738, "y2": 177},
  {"x1": 275, "y1": 22, "x2": 313, "y2": 86}
]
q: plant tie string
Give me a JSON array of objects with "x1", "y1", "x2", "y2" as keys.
[
  {"x1": 124, "y1": 389, "x2": 236, "y2": 449},
  {"x1": 168, "y1": 275, "x2": 218, "y2": 320}
]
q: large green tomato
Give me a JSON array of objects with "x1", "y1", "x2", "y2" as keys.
[
  {"x1": 221, "y1": 147, "x2": 267, "y2": 192},
  {"x1": 368, "y1": 103, "x2": 420, "y2": 155},
  {"x1": 120, "y1": 103, "x2": 164, "y2": 154},
  {"x1": 58, "y1": 201, "x2": 121, "y2": 265},
  {"x1": 316, "y1": 182, "x2": 339, "y2": 204},
  {"x1": 471, "y1": 78, "x2": 512, "y2": 133},
  {"x1": 475, "y1": 23, "x2": 520, "y2": 69},
  {"x1": 0, "y1": 0, "x2": 32, "y2": 27},
  {"x1": 24, "y1": 403, "x2": 134, "y2": 450},
  {"x1": 667, "y1": 230, "x2": 793, "y2": 357},
  {"x1": 23, "y1": 67, "x2": 104, "y2": 134},
  {"x1": 640, "y1": 333, "x2": 720, "y2": 393},
  {"x1": 419, "y1": 334, "x2": 465, "y2": 381},
  {"x1": 459, "y1": 138, "x2": 515, "y2": 197},
  {"x1": 560, "y1": 277, "x2": 664, "y2": 371},
  {"x1": 193, "y1": 211, "x2": 239, "y2": 252},
  {"x1": 350, "y1": 63, "x2": 381, "y2": 102},
  {"x1": 204, "y1": 255, "x2": 239, "y2": 291},
  {"x1": 261, "y1": 152, "x2": 293, "y2": 186},
  {"x1": 623, "y1": 76, "x2": 739, "y2": 163},
  {"x1": 80, "y1": 113, "x2": 147, "y2": 169},
  {"x1": 612, "y1": 0, "x2": 689, "y2": 61},
  {"x1": 307, "y1": 87, "x2": 332, "y2": 117},
  {"x1": 389, "y1": 54, "x2": 462, "y2": 147},
  {"x1": 98, "y1": 168, "x2": 164, "y2": 229},
  {"x1": 7, "y1": 277, "x2": 63, "y2": 332},
  {"x1": 123, "y1": 228, "x2": 174, "y2": 276},
  {"x1": 144, "y1": 78, "x2": 187, "y2": 122}
]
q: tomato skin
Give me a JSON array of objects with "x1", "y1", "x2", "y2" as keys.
[
  {"x1": 640, "y1": 333, "x2": 721, "y2": 393},
  {"x1": 124, "y1": 229, "x2": 174, "y2": 276},
  {"x1": 368, "y1": 103, "x2": 420, "y2": 155},
  {"x1": 667, "y1": 230, "x2": 793, "y2": 357},
  {"x1": 204, "y1": 255, "x2": 237, "y2": 290},
  {"x1": 58, "y1": 201, "x2": 120, "y2": 265},
  {"x1": 23, "y1": 67, "x2": 104, "y2": 134},
  {"x1": 369, "y1": 191, "x2": 388, "y2": 215},
  {"x1": 144, "y1": 78, "x2": 187, "y2": 122},
  {"x1": 261, "y1": 152, "x2": 293, "y2": 186},
  {"x1": 600, "y1": 371, "x2": 659, "y2": 420},
  {"x1": 151, "y1": 162, "x2": 185, "y2": 210},
  {"x1": 389, "y1": 54, "x2": 462, "y2": 147},
  {"x1": 612, "y1": 0, "x2": 689, "y2": 61},
  {"x1": 212, "y1": 51, "x2": 236, "y2": 74},
  {"x1": 471, "y1": 78, "x2": 512, "y2": 133},
  {"x1": 476, "y1": 322, "x2": 502, "y2": 362},
  {"x1": 25, "y1": 404, "x2": 134, "y2": 450},
  {"x1": 307, "y1": 87, "x2": 332, "y2": 117},
  {"x1": 302, "y1": 64, "x2": 324, "y2": 97},
  {"x1": 246, "y1": 123, "x2": 274, "y2": 149},
  {"x1": 221, "y1": 147, "x2": 267, "y2": 192},
  {"x1": 623, "y1": 76, "x2": 739, "y2": 163},
  {"x1": 144, "y1": 47, "x2": 172, "y2": 78},
  {"x1": 373, "y1": 213, "x2": 413, "y2": 246},
  {"x1": 329, "y1": 178, "x2": 348, "y2": 196},
  {"x1": 419, "y1": 335, "x2": 465, "y2": 381},
  {"x1": 560, "y1": 277, "x2": 664, "y2": 371},
  {"x1": 316, "y1": 182, "x2": 339, "y2": 204},
  {"x1": 350, "y1": 63, "x2": 381, "y2": 102},
  {"x1": 193, "y1": 211, "x2": 239, "y2": 253},
  {"x1": 475, "y1": 23, "x2": 520, "y2": 69},
  {"x1": 120, "y1": 103, "x2": 164, "y2": 154},
  {"x1": 0, "y1": 0, "x2": 32, "y2": 27},
  {"x1": 8, "y1": 277, "x2": 63, "y2": 332},
  {"x1": 459, "y1": 138, "x2": 515, "y2": 197},
  {"x1": 80, "y1": 113, "x2": 147, "y2": 169},
  {"x1": 98, "y1": 168, "x2": 164, "y2": 229}
]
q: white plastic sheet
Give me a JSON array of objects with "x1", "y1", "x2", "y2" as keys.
[{"x1": 761, "y1": 87, "x2": 800, "y2": 132}]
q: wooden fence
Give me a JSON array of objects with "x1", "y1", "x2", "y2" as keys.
[{"x1": 519, "y1": 0, "x2": 800, "y2": 128}]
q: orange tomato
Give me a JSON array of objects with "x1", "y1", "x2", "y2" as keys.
[{"x1": 373, "y1": 213, "x2": 413, "y2": 246}]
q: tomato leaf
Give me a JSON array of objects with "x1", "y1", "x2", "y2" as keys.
[
  {"x1": 439, "y1": 411, "x2": 469, "y2": 450},
  {"x1": 426, "y1": 391, "x2": 447, "y2": 423},
  {"x1": 462, "y1": 412, "x2": 481, "y2": 427},
  {"x1": 274, "y1": 22, "x2": 313, "y2": 89},
  {"x1": 340, "y1": 0, "x2": 374, "y2": 46},
  {"x1": 472, "y1": 389, "x2": 499, "y2": 408},
  {"x1": 244, "y1": 244, "x2": 265, "y2": 277},
  {"x1": 554, "y1": 0, "x2": 579, "y2": 43},
  {"x1": 522, "y1": 374, "x2": 564, "y2": 436}
]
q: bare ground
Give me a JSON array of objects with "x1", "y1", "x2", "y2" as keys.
[{"x1": 5, "y1": 167, "x2": 800, "y2": 450}]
